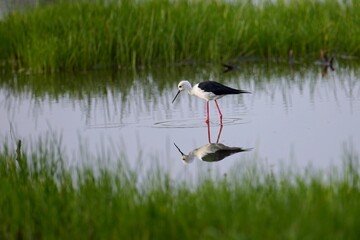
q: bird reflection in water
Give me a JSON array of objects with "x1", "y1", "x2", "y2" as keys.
[
  {"x1": 315, "y1": 49, "x2": 335, "y2": 77},
  {"x1": 174, "y1": 124, "x2": 252, "y2": 164}
]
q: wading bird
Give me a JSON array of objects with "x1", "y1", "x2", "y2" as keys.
[{"x1": 172, "y1": 80, "x2": 250, "y2": 123}]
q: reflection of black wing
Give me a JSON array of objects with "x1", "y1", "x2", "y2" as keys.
[
  {"x1": 175, "y1": 142, "x2": 252, "y2": 164},
  {"x1": 201, "y1": 144, "x2": 251, "y2": 162}
]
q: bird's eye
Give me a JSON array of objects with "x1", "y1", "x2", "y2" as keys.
[{"x1": 179, "y1": 85, "x2": 182, "y2": 89}]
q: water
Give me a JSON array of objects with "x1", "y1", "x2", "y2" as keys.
[{"x1": 1, "y1": 63, "x2": 360, "y2": 180}]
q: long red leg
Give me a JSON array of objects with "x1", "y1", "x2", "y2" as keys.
[
  {"x1": 216, "y1": 124, "x2": 223, "y2": 143},
  {"x1": 214, "y1": 100, "x2": 223, "y2": 123},
  {"x1": 207, "y1": 121, "x2": 211, "y2": 143},
  {"x1": 205, "y1": 101, "x2": 210, "y2": 124}
]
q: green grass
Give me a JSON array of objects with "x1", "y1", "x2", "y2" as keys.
[
  {"x1": 1, "y1": 140, "x2": 360, "y2": 239},
  {"x1": 0, "y1": 0, "x2": 360, "y2": 72}
]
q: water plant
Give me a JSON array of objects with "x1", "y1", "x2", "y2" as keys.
[
  {"x1": 1, "y1": 139, "x2": 360, "y2": 239},
  {"x1": 0, "y1": 0, "x2": 359, "y2": 72}
]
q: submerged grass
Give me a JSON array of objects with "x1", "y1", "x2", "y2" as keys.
[
  {"x1": 0, "y1": 0, "x2": 360, "y2": 72},
  {"x1": 1, "y1": 140, "x2": 360, "y2": 239}
]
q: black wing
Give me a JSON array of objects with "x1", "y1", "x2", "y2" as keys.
[{"x1": 198, "y1": 81, "x2": 250, "y2": 95}]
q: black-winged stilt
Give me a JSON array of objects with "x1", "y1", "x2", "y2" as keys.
[
  {"x1": 222, "y1": 63, "x2": 240, "y2": 73},
  {"x1": 314, "y1": 50, "x2": 335, "y2": 77},
  {"x1": 173, "y1": 141, "x2": 250, "y2": 164},
  {"x1": 172, "y1": 80, "x2": 250, "y2": 123},
  {"x1": 315, "y1": 50, "x2": 335, "y2": 69}
]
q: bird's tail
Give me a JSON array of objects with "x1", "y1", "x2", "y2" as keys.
[{"x1": 238, "y1": 90, "x2": 251, "y2": 94}]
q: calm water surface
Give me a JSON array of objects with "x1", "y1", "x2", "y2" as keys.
[{"x1": 1, "y1": 64, "x2": 360, "y2": 179}]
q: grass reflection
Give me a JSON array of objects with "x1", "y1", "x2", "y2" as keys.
[{"x1": 1, "y1": 64, "x2": 359, "y2": 125}]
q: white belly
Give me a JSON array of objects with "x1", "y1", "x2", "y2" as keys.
[{"x1": 191, "y1": 84, "x2": 223, "y2": 101}]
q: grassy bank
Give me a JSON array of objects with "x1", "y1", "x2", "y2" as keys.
[
  {"x1": 0, "y1": 0, "x2": 359, "y2": 72},
  {"x1": 1, "y1": 141, "x2": 360, "y2": 239}
]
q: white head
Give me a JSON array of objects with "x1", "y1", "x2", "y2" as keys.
[
  {"x1": 172, "y1": 80, "x2": 192, "y2": 103},
  {"x1": 173, "y1": 142, "x2": 195, "y2": 164}
]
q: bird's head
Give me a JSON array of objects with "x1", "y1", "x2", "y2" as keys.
[
  {"x1": 172, "y1": 80, "x2": 192, "y2": 103},
  {"x1": 173, "y1": 142, "x2": 194, "y2": 164}
]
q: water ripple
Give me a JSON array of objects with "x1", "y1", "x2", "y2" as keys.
[{"x1": 153, "y1": 117, "x2": 249, "y2": 128}]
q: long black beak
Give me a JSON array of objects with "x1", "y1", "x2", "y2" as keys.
[
  {"x1": 173, "y1": 142, "x2": 185, "y2": 156},
  {"x1": 172, "y1": 90, "x2": 181, "y2": 103}
]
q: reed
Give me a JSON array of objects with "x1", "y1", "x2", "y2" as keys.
[
  {"x1": 0, "y1": 0, "x2": 359, "y2": 72},
  {"x1": 0, "y1": 140, "x2": 360, "y2": 239}
]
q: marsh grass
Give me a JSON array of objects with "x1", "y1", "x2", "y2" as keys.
[
  {"x1": 1, "y1": 139, "x2": 360, "y2": 239},
  {"x1": 0, "y1": 0, "x2": 359, "y2": 72}
]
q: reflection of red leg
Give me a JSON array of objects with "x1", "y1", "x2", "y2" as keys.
[
  {"x1": 216, "y1": 124, "x2": 223, "y2": 143},
  {"x1": 207, "y1": 121, "x2": 211, "y2": 143},
  {"x1": 214, "y1": 100, "x2": 223, "y2": 123},
  {"x1": 205, "y1": 101, "x2": 210, "y2": 123}
]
